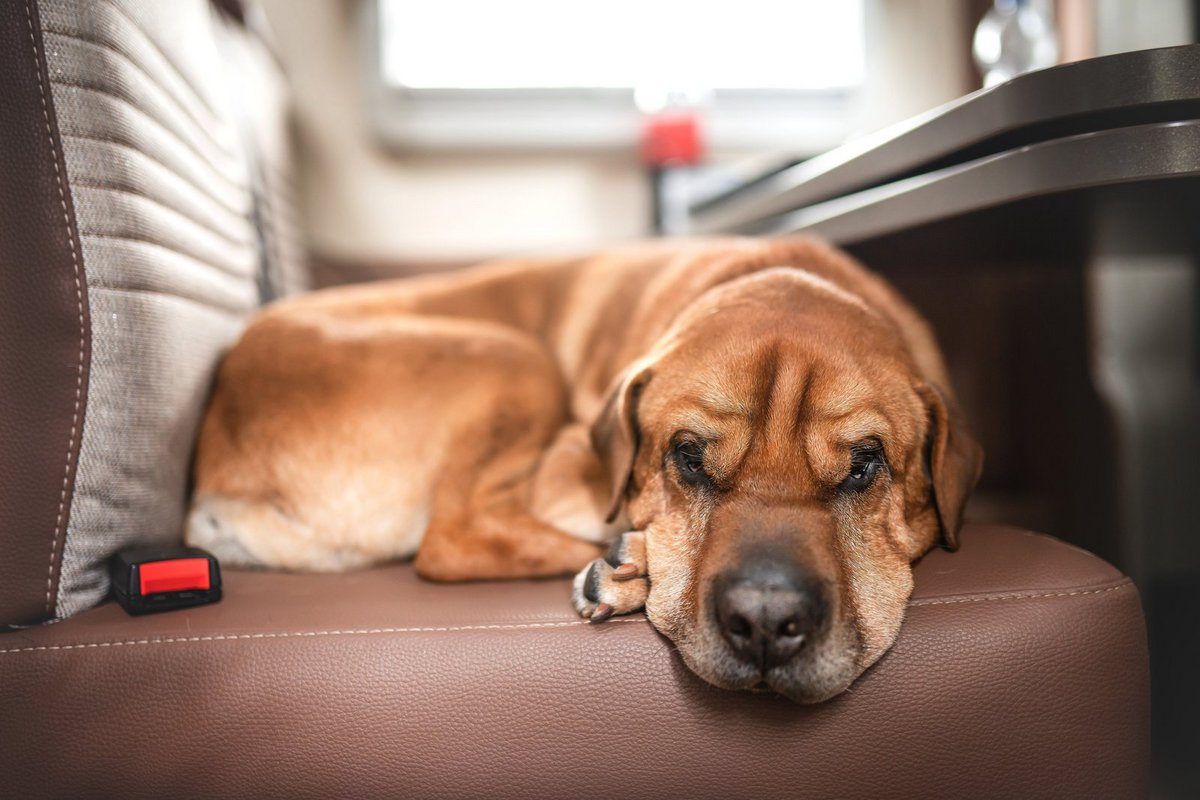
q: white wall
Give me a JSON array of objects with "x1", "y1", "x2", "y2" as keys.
[
  {"x1": 260, "y1": 0, "x2": 972, "y2": 264},
  {"x1": 854, "y1": 0, "x2": 970, "y2": 136},
  {"x1": 260, "y1": 0, "x2": 650, "y2": 263},
  {"x1": 1095, "y1": 0, "x2": 1193, "y2": 55}
]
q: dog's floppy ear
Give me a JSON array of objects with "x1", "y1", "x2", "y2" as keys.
[
  {"x1": 916, "y1": 382, "x2": 983, "y2": 551},
  {"x1": 591, "y1": 364, "x2": 654, "y2": 524}
]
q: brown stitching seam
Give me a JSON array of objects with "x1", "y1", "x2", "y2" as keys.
[
  {"x1": 0, "y1": 617, "x2": 648, "y2": 655},
  {"x1": 25, "y1": 0, "x2": 86, "y2": 617},
  {"x1": 908, "y1": 580, "x2": 1132, "y2": 607}
]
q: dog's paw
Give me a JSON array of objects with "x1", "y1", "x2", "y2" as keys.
[{"x1": 572, "y1": 531, "x2": 648, "y2": 623}]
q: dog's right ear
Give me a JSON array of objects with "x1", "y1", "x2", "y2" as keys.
[
  {"x1": 916, "y1": 382, "x2": 984, "y2": 551},
  {"x1": 591, "y1": 364, "x2": 654, "y2": 524}
]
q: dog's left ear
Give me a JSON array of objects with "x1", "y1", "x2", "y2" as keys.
[
  {"x1": 591, "y1": 364, "x2": 654, "y2": 524},
  {"x1": 916, "y1": 382, "x2": 984, "y2": 551}
]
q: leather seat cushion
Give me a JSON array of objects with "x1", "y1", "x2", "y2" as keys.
[{"x1": 0, "y1": 523, "x2": 1149, "y2": 799}]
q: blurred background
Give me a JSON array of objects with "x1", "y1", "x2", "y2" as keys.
[
  {"x1": 254, "y1": 1, "x2": 1198, "y2": 796},
  {"x1": 257, "y1": 0, "x2": 1192, "y2": 272}
]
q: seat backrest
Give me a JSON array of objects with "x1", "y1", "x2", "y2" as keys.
[{"x1": 0, "y1": 0, "x2": 305, "y2": 625}]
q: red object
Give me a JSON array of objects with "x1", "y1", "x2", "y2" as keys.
[
  {"x1": 641, "y1": 112, "x2": 703, "y2": 167},
  {"x1": 139, "y1": 558, "x2": 212, "y2": 595}
]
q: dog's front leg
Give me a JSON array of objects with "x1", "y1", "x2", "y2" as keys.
[{"x1": 572, "y1": 530, "x2": 649, "y2": 623}]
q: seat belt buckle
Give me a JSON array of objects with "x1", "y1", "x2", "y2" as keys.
[{"x1": 110, "y1": 546, "x2": 222, "y2": 615}]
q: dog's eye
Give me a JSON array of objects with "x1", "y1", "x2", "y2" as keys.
[
  {"x1": 672, "y1": 438, "x2": 710, "y2": 487},
  {"x1": 841, "y1": 445, "x2": 885, "y2": 493}
]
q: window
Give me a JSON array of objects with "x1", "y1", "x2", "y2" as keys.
[{"x1": 369, "y1": 0, "x2": 866, "y2": 153}]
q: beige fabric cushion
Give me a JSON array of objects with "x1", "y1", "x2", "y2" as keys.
[{"x1": 36, "y1": 0, "x2": 304, "y2": 618}]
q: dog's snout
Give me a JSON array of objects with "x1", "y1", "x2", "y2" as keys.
[{"x1": 713, "y1": 560, "x2": 828, "y2": 670}]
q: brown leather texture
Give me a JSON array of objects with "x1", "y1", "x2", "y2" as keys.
[
  {"x1": 0, "y1": 0, "x2": 91, "y2": 626},
  {"x1": 0, "y1": 524, "x2": 1148, "y2": 799}
]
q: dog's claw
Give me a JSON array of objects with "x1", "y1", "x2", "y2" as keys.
[
  {"x1": 572, "y1": 531, "x2": 649, "y2": 620},
  {"x1": 589, "y1": 603, "x2": 614, "y2": 623}
]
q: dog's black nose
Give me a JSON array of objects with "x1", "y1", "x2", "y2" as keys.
[{"x1": 713, "y1": 560, "x2": 828, "y2": 670}]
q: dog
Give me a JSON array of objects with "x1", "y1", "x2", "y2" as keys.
[{"x1": 186, "y1": 236, "x2": 982, "y2": 703}]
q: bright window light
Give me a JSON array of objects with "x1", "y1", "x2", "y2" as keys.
[{"x1": 379, "y1": 0, "x2": 865, "y2": 92}]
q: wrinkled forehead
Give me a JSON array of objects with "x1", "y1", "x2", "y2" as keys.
[{"x1": 647, "y1": 318, "x2": 925, "y2": 465}]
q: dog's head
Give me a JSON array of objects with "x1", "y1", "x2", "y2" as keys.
[{"x1": 592, "y1": 267, "x2": 981, "y2": 702}]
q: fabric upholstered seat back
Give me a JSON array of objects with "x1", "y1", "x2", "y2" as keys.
[{"x1": 0, "y1": 0, "x2": 305, "y2": 625}]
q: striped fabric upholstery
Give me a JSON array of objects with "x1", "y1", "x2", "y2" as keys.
[{"x1": 34, "y1": 0, "x2": 305, "y2": 618}]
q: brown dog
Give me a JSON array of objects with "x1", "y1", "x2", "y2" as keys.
[{"x1": 186, "y1": 237, "x2": 981, "y2": 702}]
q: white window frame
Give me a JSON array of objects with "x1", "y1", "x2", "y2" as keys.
[{"x1": 363, "y1": 0, "x2": 863, "y2": 155}]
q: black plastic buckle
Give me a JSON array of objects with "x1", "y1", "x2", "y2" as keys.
[{"x1": 110, "y1": 546, "x2": 222, "y2": 615}]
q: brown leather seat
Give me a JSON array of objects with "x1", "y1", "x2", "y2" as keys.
[
  {"x1": 0, "y1": 524, "x2": 1148, "y2": 799},
  {"x1": 0, "y1": 2, "x2": 1149, "y2": 797}
]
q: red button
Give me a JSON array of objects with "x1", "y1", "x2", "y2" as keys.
[
  {"x1": 139, "y1": 558, "x2": 211, "y2": 595},
  {"x1": 641, "y1": 113, "x2": 703, "y2": 167}
]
